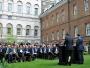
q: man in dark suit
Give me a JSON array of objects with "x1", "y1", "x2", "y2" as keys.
[
  {"x1": 12, "y1": 45, "x2": 18, "y2": 62},
  {"x1": 52, "y1": 44, "x2": 59, "y2": 59},
  {"x1": 43, "y1": 45, "x2": 47, "y2": 59},
  {"x1": 47, "y1": 45, "x2": 53, "y2": 60},
  {"x1": 76, "y1": 34, "x2": 84, "y2": 64},
  {"x1": 2, "y1": 45, "x2": 7, "y2": 62},
  {"x1": 37, "y1": 46, "x2": 43, "y2": 59},
  {"x1": 17, "y1": 45, "x2": 24, "y2": 62},
  {"x1": 64, "y1": 33, "x2": 74, "y2": 66},
  {"x1": 33, "y1": 46, "x2": 38, "y2": 59},
  {"x1": 6, "y1": 45, "x2": 13, "y2": 63}
]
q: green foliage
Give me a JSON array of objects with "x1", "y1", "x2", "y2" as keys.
[
  {"x1": 0, "y1": 59, "x2": 8, "y2": 68},
  {"x1": 6, "y1": 34, "x2": 16, "y2": 45}
]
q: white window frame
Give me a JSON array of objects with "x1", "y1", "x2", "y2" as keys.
[
  {"x1": 62, "y1": 29, "x2": 65, "y2": 39},
  {"x1": 8, "y1": 3, "x2": 12, "y2": 12},
  {"x1": 86, "y1": 24, "x2": 90, "y2": 36},
  {"x1": 73, "y1": 4, "x2": 78, "y2": 16},
  {"x1": 84, "y1": 0, "x2": 89, "y2": 12},
  {"x1": 74, "y1": 26, "x2": 79, "y2": 37},
  {"x1": 17, "y1": 5, "x2": 22, "y2": 14}
]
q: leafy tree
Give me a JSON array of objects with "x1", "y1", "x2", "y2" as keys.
[{"x1": 6, "y1": 34, "x2": 16, "y2": 45}]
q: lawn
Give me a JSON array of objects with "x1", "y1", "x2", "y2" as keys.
[{"x1": 1, "y1": 55, "x2": 90, "y2": 68}]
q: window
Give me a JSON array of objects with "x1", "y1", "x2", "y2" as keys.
[
  {"x1": 17, "y1": 24, "x2": 22, "y2": 35},
  {"x1": 62, "y1": 29, "x2": 65, "y2": 39},
  {"x1": 26, "y1": 25, "x2": 31, "y2": 35},
  {"x1": 35, "y1": 8, "x2": 38, "y2": 16},
  {"x1": 52, "y1": 32, "x2": 54, "y2": 40},
  {"x1": 17, "y1": 1, "x2": 23, "y2": 14},
  {"x1": 34, "y1": 29, "x2": 38, "y2": 36},
  {"x1": 47, "y1": 35, "x2": 48, "y2": 41},
  {"x1": 61, "y1": 10, "x2": 65, "y2": 22},
  {"x1": 7, "y1": 28, "x2": 11, "y2": 34},
  {"x1": 8, "y1": 3, "x2": 12, "y2": 12},
  {"x1": 0, "y1": 2, "x2": 2, "y2": 11},
  {"x1": 6, "y1": 23, "x2": 13, "y2": 35},
  {"x1": 57, "y1": 32, "x2": 59, "y2": 40},
  {"x1": 26, "y1": 29, "x2": 29, "y2": 35},
  {"x1": 86, "y1": 24, "x2": 90, "y2": 36},
  {"x1": 73, "y1": 4, "x2": 78, "y2": 16},
  {"x1": 84, "y1": 0, "x2": 89, "y2": 12},
  {"x1": 56, "y1": 14, "x2": 59, "y2": 23},
  {"x1": 17, "y1": 28, "x2": 21, "y2": 35},
  {"x1": 74, "y1": 26, "x2": 79, "y2": 37},
  {"x1": 34, "y1": 26, "x2": 39, "y2": 37},
  {"x1": 8, "y1": 15, "x2": 12, "y2": 19},
  {"x1": 17, "y1": 5, "x2": 22, "y2": 14},
  {"x1": 26, "y1": 3, "x2": 31, "y2": 14},
  {"x1": 26, "y1": 6, "x2": 30, "y2": 14}
]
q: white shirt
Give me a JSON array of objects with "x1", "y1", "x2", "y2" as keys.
[{"x1": 20, "y1": 49, "x2": 23, "y2": 53}]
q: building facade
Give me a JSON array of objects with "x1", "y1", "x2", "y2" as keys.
[
  {"x1": 40, "y1": 0, "x2": 90, "y2": 45},
  {"x1": 0, "y1": 0, "x2": 41, "y2": 44}
]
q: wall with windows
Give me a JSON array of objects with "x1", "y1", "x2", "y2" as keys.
[
  {"x1": 0, "y1": 0, "x2": 41, "y2": 43},
  {"x1": 40, "y1": 0, "x2": 90, "y2": 44},
  {"x1": 0, "y1": 0, "x2": 41, "y2": 16}
]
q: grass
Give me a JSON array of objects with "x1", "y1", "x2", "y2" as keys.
[{"x1": 1, "y1": 55, "x2": 90, "y2": 68}]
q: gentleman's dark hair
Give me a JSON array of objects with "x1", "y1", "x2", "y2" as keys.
[
  {"x1": 66, "y1": 33, "x2": 70, "y2": 36},
  {"x1": 77, "y1": 34, "x2": 80, "y2": 36}
]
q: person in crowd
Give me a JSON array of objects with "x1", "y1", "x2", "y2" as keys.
[
  {"x1": 6, "y1": 45, "x2": 13, "y2": 63},
  {"x1": 17, "y1": 45, "x2": 24, "y2": 62},
  {"x1": 64, "y1": 33, "x2": 74, "y2": 66},
  {"x1": 76, "y1": 34, "x2": 84, "y2": 64},
  {"x1": 47, "y1": 44, "x2": 53, "y2": 60},
  {"x1": 52, "y1": 44, "x2": 59, "y2": 59},
  {"x1": 12, "y1": 45, "x2": 18, "y2": 62},
  {"x1": 57, "y1": 41, "x2": 66, "y2": 65}
]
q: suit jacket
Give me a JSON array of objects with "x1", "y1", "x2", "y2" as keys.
[
  {"x1": 76, "y1": 36, "x2": 84, "y2": 51},
  {"x1": 64, "y1": 35, "x2": 73, "y2": 50},
  {"x1": 6, "y1": 48, "x2": 13, "y2": 54},
  {"x1": 2, "y1": 47, "x2": 7, "y2": 54},
  {"x1": 17, "y1": 48, "x2": 24, "y2": 54}
]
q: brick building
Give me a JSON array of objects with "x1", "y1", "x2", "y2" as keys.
[{"x1": 40, "y1": 0, "x2": 90, "y2": 45}]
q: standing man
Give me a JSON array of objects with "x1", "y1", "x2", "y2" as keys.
[
  {"x1": 76, "y1": 34, "x2": 84, "y2": 64},
  {"x1": 64, "y1": 33, "x2": 73, "y2": 66}
]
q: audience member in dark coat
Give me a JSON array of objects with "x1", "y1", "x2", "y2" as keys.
[
  {"x1": 64, "y1": 33, "x2": 74, "y2": 66},
  {"x1": 76, "y1": 34, "x2": 84, "y2": 64}
]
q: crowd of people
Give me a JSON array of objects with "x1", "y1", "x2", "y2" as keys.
[
  {"x1": 0, "y1": 42, "x2": 59, "y2": 63},
  {"x1": 0, "y1": 33, "x2": 85, "y2": 66}
]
